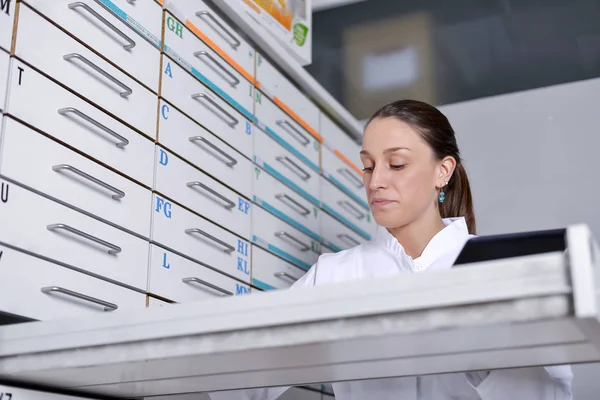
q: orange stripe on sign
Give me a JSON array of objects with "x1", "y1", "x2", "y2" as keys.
[
  {"x1": 334, "y1": 149, "x2": 363, "y2": 176},
  {"x1": 242, "y1": 0, "x2": 261, "y2": 13},
  {"x1": 156, "y1": 0, "x2": 164, "y2": 4},
  {"x1": 185, "y1": 20, "x2": 255, "y2": 84},
  {"x1": 273, "y1": 96, "x2": 323, "y2": 142}
]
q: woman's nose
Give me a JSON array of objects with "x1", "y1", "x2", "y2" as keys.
[{"x1": 369, "y1": 167, "x2": 387, "y2": 190}]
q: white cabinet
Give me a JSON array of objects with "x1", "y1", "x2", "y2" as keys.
[
  {"x1": 0, "y1": 48, "x2": 8, "y2": 112},
  {"x1": 0, "y1": 0, "x2": 15, "y2": 51},
  {"x1": 320, "y1": 113, "x2": 362, "y2": 169},
  {"x1": 0, "y1": 245, "x2": 145, "y2": 320},
  {"x1": 320, "y1": 211, "x2": 366, "y2": 253},
  {"x1": 321, "y1": 146, "x2": 369, "y2": 210},
  {"x1": 251, "y1": 246, "x2": 306, "y2": 291},
  {"x1": 14, "y1": 4, "x2": 157, "y2": 138}
]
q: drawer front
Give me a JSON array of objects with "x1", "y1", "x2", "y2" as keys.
[
  {"x1": 0, "y1": 181, "x2": 150, "y2": 290},
  {"x1": 321, "y1": 245, "x2": 335, "y2": 254},
  {"x1": 321, "y1": 146, "x2": 369, "y2": 210},
  {"x1": 151, "y1": 193, "x2": 251, "y2": 284},
  {"x1": 320, "y1": 210, "x2": 366, "y2": 252},
  {"x1": 251, "y1": 205, "x2": 320, "y2": 271},
  {"x1": 154, "y1": 147, "x2": 252, "y2": 240},
  {"x1": 255, "y1": 54, "x2": 320, "y2": 139},
  {"x1": 5, "y1": 58, "x2": 155, "y2": 187},
  {"x1": 251, "y1": 245, "x2": 305, "y2": 291},
  {"x1": 158, "y1": 99, "x2": 252, "y2": 199},
  {"x1": 163, "y1": 12, "x2": 254, "y2": 119},
  {"x1": 254, "y1": 128, "x2": 320, "y2": 206},
  {"x1": 160, "y1": 55, "x2": 253, "y2": 159},
  {"x1": 320, "y1": 176, "x2": 375, "y2": 240},
  {"x1": 148, "y1": 296, "x2": 171, "y2": 308},
  {"x1": 15, "y1": 5, "x2": 157, "y2": 138},
  {"x1": 255, "y1": 92, "x2": 319, "y2": 172},
  {"x1": 0, "y1": 246, "x2": 145, "y2": 320},
  {"x1": 165, "y1": 0, "x2": 255, "y2": 82},
  {"x1": 321, "y1": 113, "x2": 363, "y2": 171},
  {"x1": 0, "y1": 48, "x2": 8, "y2": 111},
  {"x1": 0, "y1": 0, "x2": 15, "y2": 51},
  {"x1": 149, "y1": 244, "x2": 251, "y2": 302},
  {"x1": 253, "y1": 165, "x2": 320, "y2": 241},
  {"x1": 26, "y1": 0, "x2": 161, "y2": 92},
  {"x1": 0, "y1": 118, "x2": 152, "y2": 238}
]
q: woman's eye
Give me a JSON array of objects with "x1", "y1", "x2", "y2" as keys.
[
  {"x1": 391, "y1": 164, "x2": 405, "y2": 170},
  {"x1": 362, "y1": 167, "x2": 373, "y2": 172}
]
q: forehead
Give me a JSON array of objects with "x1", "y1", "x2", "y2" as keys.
[{"x1": 362, "y1": 117, "x2": 425, "y2": 152}]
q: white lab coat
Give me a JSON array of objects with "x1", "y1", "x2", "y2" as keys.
[{"x1": 210, "y1": 217, "x2": 573, "y2": 400}]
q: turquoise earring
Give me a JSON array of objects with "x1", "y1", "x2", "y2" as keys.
[{"x1": 438, "y1": 180, "x2": 448, "y2": 203}]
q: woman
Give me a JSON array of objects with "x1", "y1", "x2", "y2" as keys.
[{"x1": 211, "y1": 100, "x2": 573, "y2": 399}]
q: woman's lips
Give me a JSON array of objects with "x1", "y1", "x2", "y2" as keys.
[{"x1": 371, "y1": 199, "x2": 396, "y2": 208}]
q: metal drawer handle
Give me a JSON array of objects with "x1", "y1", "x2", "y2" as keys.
[
  {"x1": 194, "y1": 51, "x2": 240, "y2": 87},
  {"x1": 196, "y1": 10, "x2": 241, "y2": 50},
  {"x1": 126, "y1": 0, "x2": 136, "y2": 3},
  {"x1": 58, "y1": 107, "x2": 129, "y2": 148},
  {"x1": 186, "y1": 181, "x2": 236, "y2": 210},
  {"x1": 52, "y1": 164, "x2": 125, "y2": 200},
  {"x1": 185, "y1": 228, "x2": 236, "y2": 253},
  {"x1": 276, "y1": 156, "x2": 311, "y2": 181},
  {"x1": 336, "y1": 233, "x2": 360, "y2": 247},
  {"x1": 274, "y1": 231, "x2": 309, "y2": 252},
  {"x1": 41, "y1": 286, "x2": 118, "y2": 311},
  {"x1": 191, "y1": 93, "x2": 238, "y2": 127},
  {"x1": 47, "y1": 223, "x2": 122, "y2": 255},
  {"x1": 182, "y1": 277, "x2": 233, "y2": 296},
  {"x1": 63, "y1": 53, "x2": 132, "y2": 98},
  {"x1": 273, "y1": 271, "x2": 298, "y2": 282},
  {"x1": 189, "y1": 136, "x2": 237, "y2": 167},
  {"x1": 275, "y1": 193, "x2": 310, "y2": 216},
  {"x1": 337, "y1": 200, "x2": 365, "y2": 220},
  {"x1": 68, "y1": 2, "x2": 136, "y2": 50},
  {"x1": 337, "y1": 168, "x2": 364, "y2": 189},
  {"x1": 275, "y1": 120, "x2": 309, "y2": 147}
]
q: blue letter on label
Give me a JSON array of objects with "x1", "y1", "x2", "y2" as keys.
[
  {"x1": 237, "y1": 257, "x2": 249, "y2": 275},
  {"x1": 159, "y1": 149, "x2": 169, "y2": 166},
  {"x1": 155, "y1": 196, "x2": 172, "y2": 218},
  {"x1": 161, "y1": 104, "x2": 169, "y2": 120},
  {"x1": 162, "y1": 253, "x2": 170, "y2": 269},
  {"x1": 245, "y1": 121, "x2": 252, "y2": 135},
  {"x1": 237, "y1": 240, "x2": 249, "y2": 256},
  {"x1": 235, "y1": 283, "x2": 249, "y2": 295},
  {"x1": 164, "y1": 62, "x2": 172, "y2": 78},
  {"x1": 237, "y1": 198, "x2": 250, "y2": 214}
]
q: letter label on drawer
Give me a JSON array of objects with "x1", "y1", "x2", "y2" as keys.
[
  {"x1": 238, "y1": 197, "x2": 250, "y2": 214},
  {"x1": 161, "y1": 252, "x2": 171, "y2": 269},
  {"x1": 159, "y1": 148, "x2": 169, "y2": 165},
  {"x1": 0, "y1": 182, "x2": 8, "y2": 203},
  {"x1": 164, "y1": 61, "x2": 173, "y2": 79},
  {"x1": 237, "y1": 239, "x2": 249, "y2": 276},
  {"x1": 0, "y1": 390, "x2": 13, "y2": 400},
  {"x1": 155, "y1": 196, "x2": 172, "y2": 218},
  {"x1": 245, "y1": 120, "x2": 252, "y2": 135},
  {"x1": 166, "y1": 15, "x2": 184, "y2": 39},
  {"x1": 17, "y1": 65, "x2": 23, "y2": 85},
  {"x1": 161, "y1": 103, "x2": 170, "y2": 119},
  {"x1": 236, "y1": 283, "x2": 249, "y2": 295},
  {"x1": 1, "y1": 0, "x2": 11, "y2": 15}
]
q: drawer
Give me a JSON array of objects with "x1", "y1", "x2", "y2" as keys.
[
  {"x1": 251, "y1": 205, "x2": 320, "y2": 271},
  {"x1": 320, "y1": 176, "x2": 375, "y2": 240},
  {"x1": 0, "y1": 48, "x2": 8, "y2": 111},
  {"x1": 255, "y1": 54, "x2": 320, "y2": 139},
  {"x1": 151, "y1": 193, "x2": 251, "y2": 284},
  {"x1": 154, "y1": 147, "x2": 252, "y2": 240},
  {"x1": 321, "y1": 245, "x2": 336, "y2": 254},
  {"x1": 163, "y1": 12, "x2": 254, "y2": 119},
  {"x1": 0, "y1": 181, "x2": 150, "y2": 290},
  {"x1": 320, "y1": 211, "x2": 366, "y2": 253},
  {"x1": 254, "y1": 128, "x2": 320, "y2": 206},
  {"x1": 0, "y1": 0, "x2": 15, "y2": 51},
  {"x1": 165, "y1": 0, "x2": 255, "y2": 82},
  {"x1": 0, "y1": 245, "x2": 145, "y2": 320},
  {"x1": 321, "y1": 146, "x2": 369, "y2": 210},
  {"x1": 251, "y1": 245, "x2": 305, "y2": 291},
  {"x1": 253, "y1": 165, "x2": 320, "y2": 241},
  {"x1": 26, "y1": 0, "x2": 161, "y2": 92},
  {"x1": 255, "y1": 92, "x2": 320, "y2": 172},
  {"x1": 14, "y1": 4, "x2": 157, "y2": 138},
  {"x1": 321, "y1": 113, "x2": 363, "y2": 170},
  {"x1": 160, "y1": 55, "x2": 253, "y2": 159},
  {"x1": 148, "y1": 244, "x2": 251, "y2": 302},
  {"x1": 0, "y1": 384, "x2": 99, "y2": 400},
  {"x1": 148, "y1": 296, "x2": 171, "y2": 308},
  {"x1": 158, "y1": 99, "x2": 252, "y2": 199},
  {"x1": 5, "y1": 58, "x2": 155, "y2": 187},
  {"x1": 0, "y1": 118, "x2": 152, "y2": 238}
]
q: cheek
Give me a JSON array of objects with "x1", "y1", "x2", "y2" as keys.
[{"x1": 394, "y1": 168, "x2": 434, "y2": 201}]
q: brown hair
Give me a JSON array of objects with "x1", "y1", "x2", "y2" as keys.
[{"x1": 366, "y1": 100, "x2": 476, "y2": 234}]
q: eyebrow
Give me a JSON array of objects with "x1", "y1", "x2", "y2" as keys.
[{"x1": 360, "y1": 147, "x2": 410, "y2": 156}]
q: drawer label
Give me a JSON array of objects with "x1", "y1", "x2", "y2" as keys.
[
  {"x1": 1, "y1": 0, "x2": 11, "y2": 16},
  {"x1": 159, "y1": 149, "x2": 169, "y2": 166},
  {"x1": 164, "y1": 61, "x2": 173, "y2": 79},
  {"x1": 0, "y1": 181, "x2": 8, "y2": 203},
  {"x1": 162, "y1": 252, "x2": 171, "y2": 269},
  {"x1": 0, "y1": 390, "x2": 13, "y2": 400},
  {"x1": 236, "y1": 283, "x2": 250, "y2": 295},
  {"x1": 237, "y1": 239, "x2": 250, "y2": 276},
  {"x1": 237, "y1": 197, "x2": 251, "y2": 214},
  {"x1": 166, "y1": 15, "x2": 184, "y2": 39},
  {"x1": 155, "y1": 196, "x2": 173, "y2": 219}
]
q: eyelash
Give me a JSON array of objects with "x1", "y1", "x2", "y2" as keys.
[{"x1": 362, "y1": 165, "x2": 405, "y2": 172}]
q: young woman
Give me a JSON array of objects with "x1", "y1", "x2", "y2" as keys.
[{"x1": 211, "y1": 100, "x2": 573, "y2": 399}]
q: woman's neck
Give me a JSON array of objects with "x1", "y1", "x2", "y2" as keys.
[{"x1": 387, "y1": 211, "x2": 446, "y2": 259}]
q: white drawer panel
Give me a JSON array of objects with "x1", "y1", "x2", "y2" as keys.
[
  {"x1": 321, "y1": 113, "x2": 362, "y2": 168},
  {"x1": 0, "y1": 383, "x2": 100, "y2": 400},
  {"x1": 160, "y1": 55, "x2": 253, "y2": 159},
  {"x1": 254, "y1": 128, "x2": 320, "y2": 206},
  {"x1": 158, "y1": 99, "x2": 251, "y2": 198},
  {"x1": 251, "y1": 245, "x2": 305, "y2": 291},
  {"x1": 151, "y1": 193, "x2": 251, "y2": 284},
  {"x1": 0, "y1": 0, "x2": 15, "y2": 51},
  {"x1": 320, "y1": 211, "x2": 366, "y2": 253},
  {"x1": 0, "y1": 48, "x2": 8, "y2": 111},
  {"x1": 251, "y1": 205, "x2": 320, "y2": 271},
  {"x1": 148, "y1": 296, "x2": 171, "y2": 308},
  {"x1": 163, "y1": 12, "x2": 254, "y2": 119},
  {"x1": 14, "y1": 5, "x2": 157, "y2": 138},
  {"x1": 0, "y1": 118, "x2": 152, "y2": 238},
  {"x1": 255, "y1": 54, "x2": 320, "y2": 138},
  {"x1": 6, "y1": 58, "x2": 154, "y2": 187},
  {"x1": 148, "y1": 244, "x2": 251, "y2": 302},
  {"x1": 320, "y1": 176, "x2": 375, "y2": 240},
  {"x1": 165, "y1": 0, "x2": 255, "y2": 81},
  {"x1": 253, "y1": 165, "x2": 320, "y2": 241},
  {"x1": 321, "y1": 146, "x2": 369, "y2": 210},
  {"x1": 0, "y1": 181, "x2": 150, "y2": 290},
  {"x1": 255, "y1": 92, "x2": 319, "y2": 172},
  {"x1": 109, "y1": 0, "x2": 163, "y2": 43},
  {"x1": 0, "y1": 246, "x2": 145, "y2": 320},
  {"x1": 154, "y1": 147, "x2": 252, "y2": 240},
  {"x1": 26, "y1": 0, "x2": 161, "y2": 92}
]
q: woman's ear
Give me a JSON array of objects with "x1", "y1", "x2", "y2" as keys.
[{"x1": 436, "y1": 156, "x2": 457, "y2": 187}]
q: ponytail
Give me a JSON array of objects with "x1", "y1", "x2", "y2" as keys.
[{"x1": 439, "y1": 163, "x2": 476, "y2": 234}]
